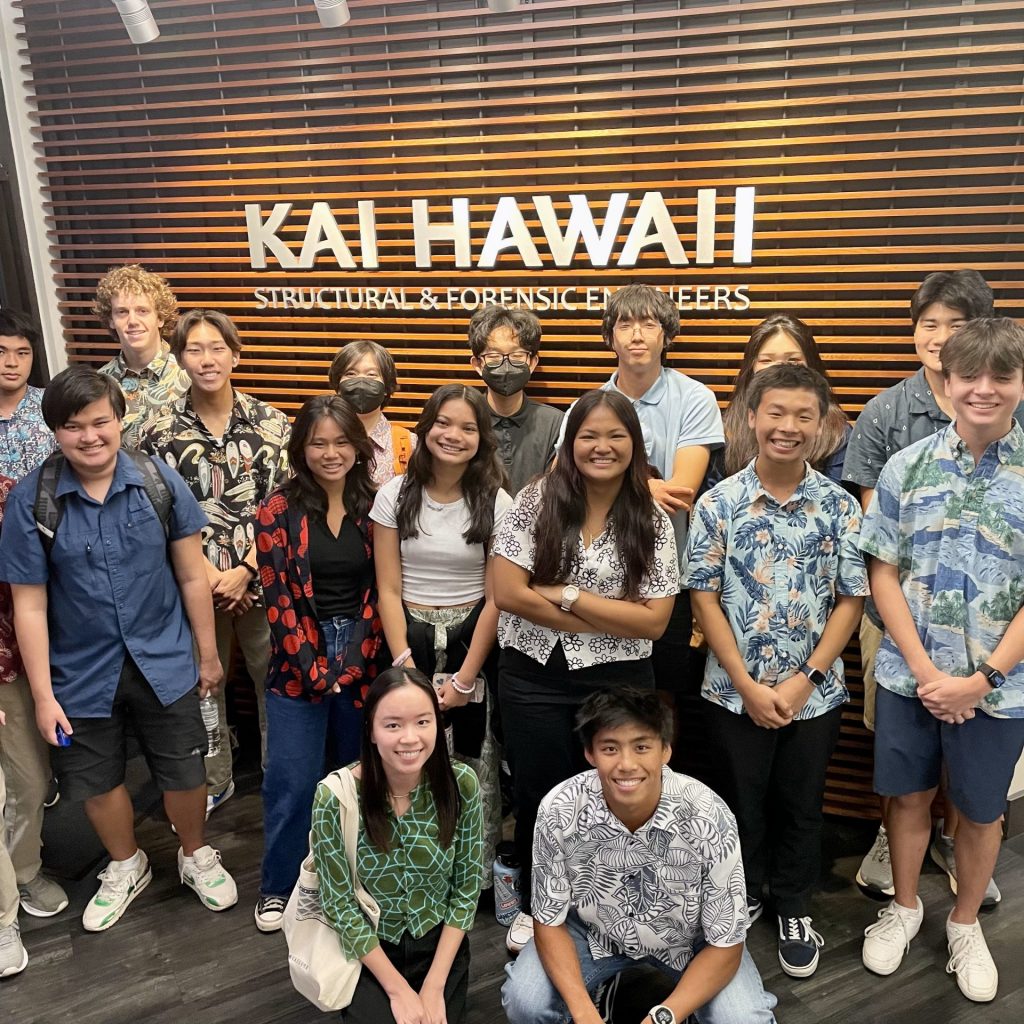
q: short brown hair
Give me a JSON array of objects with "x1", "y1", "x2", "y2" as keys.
[
  {"x1": 601, "y1": 284, "x2": 679, "y2": 364},
  {"x1": 940, "y1": 317, "x2": 1024, "y2": 379},
  {"x1": 93, "y1": 264, "x2": 178, "y2": 340},
  {"x1": 170, "y1": 309, "x2": 242, "y2": 360},
  {"x1": 328, "y1": 340, "x2": 399, "y2": 402}
]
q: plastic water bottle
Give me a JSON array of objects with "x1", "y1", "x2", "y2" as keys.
[
  {"x1": 199, "y1": 694, "x2": 221, "y2": 758},
  {"x1": 493, "y1": 841, "x2": 521, "y2": 926}
]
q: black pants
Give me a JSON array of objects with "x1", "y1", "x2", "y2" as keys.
[
  {"x1": 705, "y1": 701, "x2": 842, "y2": 918},
  {"x1": 498, "y1": 643, "x2": 655, "y2": 916},
  {"x1": 341, "y1": 923, "x2": 469, "y2": 1024},
  {"x1": 651, "y1": 590, "x2": 695, "y2": 695}
]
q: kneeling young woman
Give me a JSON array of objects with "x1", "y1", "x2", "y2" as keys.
[{"x1": 312, "y1": 668, "x2": 483, "y2": 1024}]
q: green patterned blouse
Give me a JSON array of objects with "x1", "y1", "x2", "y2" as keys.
[{"x1": 311, "y1": 760, "x2": 483, "y2": 958}]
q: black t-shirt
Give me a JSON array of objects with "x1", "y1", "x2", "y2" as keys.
[{"x1": 308, "y1": 514, "x2": 373, "y2": 619}]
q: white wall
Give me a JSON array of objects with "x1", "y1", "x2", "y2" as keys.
[{"x1": 0, "y1": 7, "x2": 67, "y2": 374}]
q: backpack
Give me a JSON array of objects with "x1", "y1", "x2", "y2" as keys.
[
  {"x1": 33, "y1": 450, "x2": 173, "y2": 556},
  {"x1": 391, "y1": 423, "x2": 413, "y2": 477}
]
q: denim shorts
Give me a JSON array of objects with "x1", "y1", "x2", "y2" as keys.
[{"x1": 874, "y1": 685, "x2": 1024, "y2": 823}]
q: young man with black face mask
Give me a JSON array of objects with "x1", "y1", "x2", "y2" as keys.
[
  {"x1": 328, "y1": 340, "x2": 415, "y2": 486},
  {"x1": 469, "y1": 305, "x2": 562, "y2": 496}
]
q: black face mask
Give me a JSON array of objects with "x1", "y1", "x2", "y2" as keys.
[
  {"x1": 337, "y1": 377, "x2": 387, "y2": 413},
  {"x1": 481, "y1": 363, "x2": 531, "y2": 397}
]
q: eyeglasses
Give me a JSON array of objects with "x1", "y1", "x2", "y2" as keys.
[
  {"x1": 480, "y1": 351, "x2": 531, "y2": 369},
  {"x1": 613, "y1": 320, "x2": 662, "y2": 339}
]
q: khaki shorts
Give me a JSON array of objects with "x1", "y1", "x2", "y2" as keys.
[{"x1": 860, "y1": 615, "x2": 883, "y2": 732}]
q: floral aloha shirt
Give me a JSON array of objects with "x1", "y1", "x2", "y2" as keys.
[
  {"x1": 99, "y1": 344, "x2": 191, "y2": 450},
  {"x1": 860, "y1": 423, "x2": 1024, "y2": 719},
  {"x1": 683, "y1": 459, "x2": 868, "y2": 720},
  {"x1": 492, "y1": 480, "x2": 679, "y2": 669},
  {"x1": 532, "y1": 767, "x2": 747, "y2": 972},
  {"x1": 0, "y1": 385, "x2": 56, "y2": 480}
]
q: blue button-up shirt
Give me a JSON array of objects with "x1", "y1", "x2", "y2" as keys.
[
  {"x1": 0, "y1": 450, "x2": 208, "y2": 717},
  {"x1": 0, "y1": 386, "x2": 56, "y2": 481},
  {"x1": 683, "y1": 459, "x2": 868, "y2": 720},
  {"x1": 860, "y1": 422, "x2": 1024, "y2": 719}
]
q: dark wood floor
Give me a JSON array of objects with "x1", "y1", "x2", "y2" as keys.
[{"x1": 3, "y1": 776, "x2": 1023, "y2": 1024}]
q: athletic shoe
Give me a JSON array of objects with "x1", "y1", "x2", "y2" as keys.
[
  {"x1": 930, "y1": 822, "x2": 1001, "y2": 908},
  {"x1": 0, "y1": 922, "x2": 28, "y2": 978},
  {"x1": 747, "y1": 896, "x2": 763, "y2": 924},
  {"x1": 777, "y1": 915, "x2": 824, "y2": 978},
  {"x1": 254, "y1": 894, "x2": 288, "y2": 933},
  {"x1": 18, "y1": 873, "x2": 69, "y2": 917},
  {"x1": 206, "y1": 780, "x2": 235, "y2": 820},
  {"x1": 82, "y1": 851, "x2": 152, "y2": 932},
  {"x1": 862, "y1": 897, "x2": 923, "y2": 976},
  {"x1": 946, "y1": 914, "x2": 998, "y2": 1002},
  {"x1": 506, "y1": 911, "x2": 534, "y2": 954},
  {"x1": 855, "y1": 825, "x2": 894, "y2": 899},
  {"x1": 178, "y1": 845, "x2": 238, "y2": 911}
]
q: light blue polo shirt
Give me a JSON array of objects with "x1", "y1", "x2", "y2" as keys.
[
  {"x1": 556, "y1": 368, "x2": 724, "y2": 560},
  {"x1": 0, "y1": 450, "x2": 208, "y2": 717}
]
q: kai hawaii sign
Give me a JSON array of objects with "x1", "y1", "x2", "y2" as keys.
[{"x1": 245, "y1": 189, "x2": 756, "y2": 271}]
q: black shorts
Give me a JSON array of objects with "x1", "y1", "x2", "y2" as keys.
[{"x1": 53, "y1": 656, "x2": 207, "y2": 801}]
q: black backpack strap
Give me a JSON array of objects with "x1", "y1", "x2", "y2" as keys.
[
  {"x1": 33, "y1": 452, "x2": 68, "y2": 558},
  {"x1": 126, "y1": 451, "x2": 173, "y2": 537}
]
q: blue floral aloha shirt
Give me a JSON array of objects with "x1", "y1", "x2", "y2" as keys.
[
  {"x1": 683, "y1": 459, "x2": 868, "y2": 720},
  {"x1": 859, "y1": 422, "x2": 1024, "y2": 719},
  {"x1": 0, "y1": 386, "x2": 56, "y2": 480}
]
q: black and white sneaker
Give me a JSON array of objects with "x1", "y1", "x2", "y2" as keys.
[
  {"x1": 777, "y1": 915, "x2": 824, "y2": 978},
  {"x1": 747, "y1": 896, "x2": 763, "y2": 924}
]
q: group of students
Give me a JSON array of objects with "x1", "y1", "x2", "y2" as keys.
[{"x1": 0, "y1": 264, "x2": 1021, "y2": 1022}]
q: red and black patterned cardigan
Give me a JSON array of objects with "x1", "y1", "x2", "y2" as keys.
[{"x1": 255, "y1": 488, "x2": 382, "y2": 703}]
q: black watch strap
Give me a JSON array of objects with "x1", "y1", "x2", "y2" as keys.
[{"x1": 978, "y1": 662, "x2": 1006, "y2": 689}]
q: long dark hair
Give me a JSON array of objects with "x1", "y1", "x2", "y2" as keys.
[
  {"x1": 395, "y1": 384, "x2": 507, "y2": 544},
  {"x1": 359, "y1": 668, "x2": 461, "y2": 853},
  {"x1": 283, "y1": 395, "x2": 375, "y2": 518},
  {"x1": 722, "y1": 315, "x2": 849, "y2": 476},
  {"x1": 533, "y1": 389, "x2": 657, "y2": 601}
]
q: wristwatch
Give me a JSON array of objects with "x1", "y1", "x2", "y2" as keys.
[
  {"x1": 649, "y1": 1005, "x2": 676, "y2": 1024},
  {"x1": 560, "y1": 584, "x2": 581, "y2": 612},
  {"x1": 800, "y1": 662, "x2": 828, "y2": 688},
  {"x1": 978, "y1": 662, "x2": 1006, "y2": 689}
]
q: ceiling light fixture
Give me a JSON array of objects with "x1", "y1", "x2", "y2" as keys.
[
  {"x1": 112, "y1": 0, "x2": 160, "y2": 44},
  {"x1": 314, "y1": 0, "x2": 352, "y2": 27}
]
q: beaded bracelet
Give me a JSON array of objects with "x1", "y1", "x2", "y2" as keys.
[{"x1": 450, "y1": 672, "x2": 475, "y2": 695}]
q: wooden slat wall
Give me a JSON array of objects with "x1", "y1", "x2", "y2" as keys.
[{"x1": 13, "y1": 0, "x2": 1024, "y2": 818}]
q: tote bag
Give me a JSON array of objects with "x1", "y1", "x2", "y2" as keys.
[{"x1": 283, "y1": 767, "x2": 382, "y2": 1012}]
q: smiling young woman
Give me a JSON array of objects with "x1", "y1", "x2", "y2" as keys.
[{"x1": 490, "y1": 388, "x2": 680, "y2": 953}]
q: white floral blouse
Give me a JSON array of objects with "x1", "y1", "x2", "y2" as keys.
[{"x1": 492, "y1": 481, "x2": 679, "y2": 669}]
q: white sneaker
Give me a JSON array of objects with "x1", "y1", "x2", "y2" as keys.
[
  {"x1": 862, "y1": 897, "x2": 923, "y2": 976},
  {"x1": 82, "y1": 851, "x2": 152, "y2": 932},
  {"x1": 506, "y1": 911, "x2": 534, "y2": 953},
  {"x1": 178, "y1": 845, "x2": 238, "y2": 911},
  {"x1": 0, "y1": 922, "x2": 28, "y2": 977},
  {"x1": 946, "y1": 915, "x2": 998, "y2": 1002}
]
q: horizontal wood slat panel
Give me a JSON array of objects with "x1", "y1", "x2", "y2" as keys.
[{"x1": 16, "y1": 0, "x2": 1024, "y2": 820}]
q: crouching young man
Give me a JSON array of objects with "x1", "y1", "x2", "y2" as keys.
[
  {"x1": 501, "y1": 687, "x2": 776, "y2": 1024},
  {"x1": 859, "y1": 318, "x2": 1024, "y2": 1002},
  {"x1": 0, "y1": 367, "x2": 237, "y2": 931}
]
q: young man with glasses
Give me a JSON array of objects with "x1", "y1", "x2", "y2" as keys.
[{"x1": 468, "y1": 304, "x2": 562, "y2": 496}]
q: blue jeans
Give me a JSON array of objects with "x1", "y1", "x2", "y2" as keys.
[
  {"x1": 502, "y1": 911, "x2": 777, "y2": 1024},
  {"x1": 260, "y1": 616, "x2": 362, "y2": 897}
]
